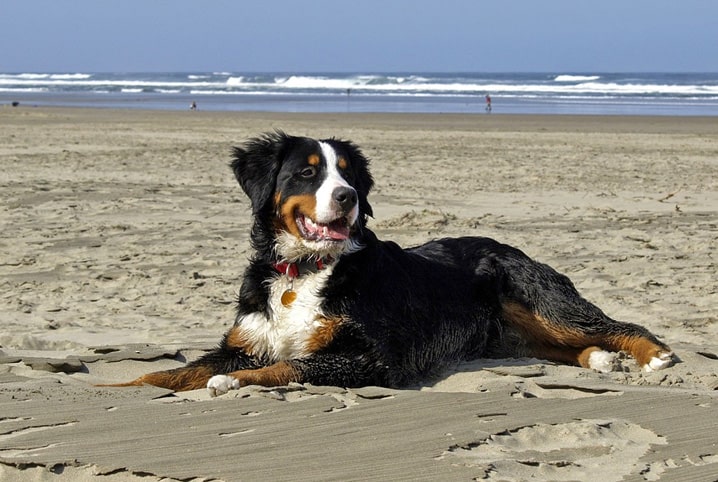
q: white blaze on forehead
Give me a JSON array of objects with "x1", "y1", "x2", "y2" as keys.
[{"x1": 315, "y1": 142, "x2": 357, "y2": 223}]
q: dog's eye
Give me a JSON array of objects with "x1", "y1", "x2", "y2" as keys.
[{"x1": 299, "y1": 166, "x2": 317, "y2": 178}]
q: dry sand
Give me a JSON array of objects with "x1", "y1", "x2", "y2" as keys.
[{"x1": 1, "y1": 107, "x2": 717, "y2": 481}]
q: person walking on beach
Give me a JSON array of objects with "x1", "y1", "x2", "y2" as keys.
[
  {"x1": 190, "y1": 101, "x2": 197, "y2": 111},
  {"x1": 485, "y1": 94, "x2": 492, "y2": 113}
]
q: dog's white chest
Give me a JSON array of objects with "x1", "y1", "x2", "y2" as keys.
[{"x1": 237, "y1": 266, "x2": 334, "y2": 361}]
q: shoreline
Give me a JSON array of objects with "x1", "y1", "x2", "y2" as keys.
[
  {"x1": 1, "y1": 106, "x2": 716, "y2": 480},
  {"x1": 5, "y1": 88, "x2": 718, "y2": 117},
  {"x1": 4, "y1": 103, "x2": 718, "y2": 133}
]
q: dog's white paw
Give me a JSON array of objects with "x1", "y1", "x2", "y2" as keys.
[
  {"x1": 643, "y1": 352, "x2": 674, "y2": 372},
  {"x1": 588, "y1": 350, "x2": 616, "y2": 373},
  {"x1": 207, "y1": 375, "x2": 240, "y2": 397}
]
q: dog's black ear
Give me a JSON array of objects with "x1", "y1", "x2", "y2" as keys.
[
  {"x1": 231, "y1": 131, "x2": 293, "y2": 214},
  {"x1": 340, "y1": 140, "x2": 374, "y2": 218}
]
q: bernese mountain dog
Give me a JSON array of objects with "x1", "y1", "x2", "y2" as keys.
[{"x1": 114, "y1": 131, "x2": 674, "y2": 396}]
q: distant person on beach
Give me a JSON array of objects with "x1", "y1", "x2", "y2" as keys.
[
  {"x1": 485, "y1": 94, "x2": 492, "y2": 113},
  {"x1": 190, "y1": 101, "x2": 197, "y2": 111}
]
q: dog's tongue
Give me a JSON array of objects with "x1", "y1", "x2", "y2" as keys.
[{"x1": 302, "y1": 217, "x2": 350, "y2": 240}]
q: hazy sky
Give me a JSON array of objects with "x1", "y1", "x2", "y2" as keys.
[{"x1": 2, "y1": 0, "x2": 716, "y2": 73}]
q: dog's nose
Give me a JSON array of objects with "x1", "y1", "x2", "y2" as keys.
[{"x1": 333, "y1": 186, "x2": 358, "y2": 212}]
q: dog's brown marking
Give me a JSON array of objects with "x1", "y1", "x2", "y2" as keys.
[
  {"x1": 606, "y1": 334, "x2": 670, "y2": 367},
  {"x1": 226, "y1": 325, "x2": 256, "y2": 355},
  {"x1": 140, "y1": 367, "x2": 214, "y2": 391},
  {"x1": 308, "y1": 154, "x2": 320, "y2": 166},
  {"x1": 306, "y1": 316, "x2": 342, "y2": 353},
  {"x1": 501, "y1": 301, "x2": 670, "y2": 369},
  {"x1": 337, "y1": 157, "x2": 348, "y2": 170},
  {"x1": 278, "y1": 193, "x2": 317, "y2": 238},
  {"x1": 102, "y1": 365, "x2": 215, "y2": 391},
  {"x1": 501, "y1": 301, "x2": 590, "y2": 347},
  {"x1": 227, "y1": 361, "x2": 300, "y2": 387},
  {"x1": 501, "y1": 301, "x2": 599, "y2": 367}
]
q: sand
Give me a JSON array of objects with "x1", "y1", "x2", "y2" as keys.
[{"x1": 0, "y1": 106, "x2": 716, "y2": 481}]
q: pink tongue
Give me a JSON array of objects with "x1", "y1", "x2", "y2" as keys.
[
  {"x1": 327, "y1": 224, "x2": 350, "y2": 240},
  {"x1": 304, "y1": 218, "x2": 349, "y2": 240}
]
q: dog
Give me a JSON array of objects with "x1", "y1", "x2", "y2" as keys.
[{"x1": 113, "y1": 131, "x2": 674, "y2": 396}]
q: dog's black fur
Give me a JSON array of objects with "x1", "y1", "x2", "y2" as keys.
[{"x1": 116, "y1": 132, "x2": 673, "y2": 394}]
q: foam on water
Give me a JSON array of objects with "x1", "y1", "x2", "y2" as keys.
[
  {"x1": 555, "y1": 74, "x2": 601, "y2": 82},
  {"x1": 2, "y1": 71, "x2": 717, "y2": 115}
]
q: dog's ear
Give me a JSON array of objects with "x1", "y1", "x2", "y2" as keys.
[
  {"x1": 231, "y1": 131, "x2": 293, "y2": 214},
  {"x1": 339, "y1": 140, "x2": 374, "y2": 218}
]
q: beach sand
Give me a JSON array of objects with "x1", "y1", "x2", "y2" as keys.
[{"x1": 1, "y1": 107, "x2": 716, "y2": 481}]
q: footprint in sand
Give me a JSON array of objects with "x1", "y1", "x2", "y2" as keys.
[{"x1": 438, "y1": 419, "x2": 667, "y2": 481}]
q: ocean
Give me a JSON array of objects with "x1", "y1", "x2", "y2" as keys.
[{"x1": 2, "y1": 72, "x2": 718, "y2": 116}]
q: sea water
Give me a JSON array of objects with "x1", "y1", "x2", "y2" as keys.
[{"x1": 1, "y1": 72, "x2": 717, "y2": 116}]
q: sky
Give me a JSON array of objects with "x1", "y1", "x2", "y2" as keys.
[{"x1": 1, "y1": 0, "x2": 716, "y2": 73}]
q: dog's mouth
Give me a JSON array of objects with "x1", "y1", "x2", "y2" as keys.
[{"x1": 296, "y1": 214, "x2": 351, "y2": 242}]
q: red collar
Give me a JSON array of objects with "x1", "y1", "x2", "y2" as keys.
[{"x1": 273, "y1": 257, "x2": 332, "y2": 279}]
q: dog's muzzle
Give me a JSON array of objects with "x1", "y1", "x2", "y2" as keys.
[{"x1": 332, "y1": 186, "x2": 358, "y2": 216}]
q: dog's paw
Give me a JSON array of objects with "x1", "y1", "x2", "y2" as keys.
[
  {"x1": 588, "y1": 350, "x2": 617, "y2": 373},
  {"x1": 643, "y1": 351, "x2": 674, "y2": 372},
  {"x1": 207, "y1": 374, "x2": 240, "y2": 397}
]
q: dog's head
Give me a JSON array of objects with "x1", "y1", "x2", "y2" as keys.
[{"x1": 231, "y1": 131, "x2": 374, "y2": 262}]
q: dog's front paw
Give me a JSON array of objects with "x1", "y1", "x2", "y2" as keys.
[
  {"x1": 207, "y1": 374, "x2": 240, "y2": 397},
  {"x1": 643, "y1": 351, "x2": 674, "y2": 372}
]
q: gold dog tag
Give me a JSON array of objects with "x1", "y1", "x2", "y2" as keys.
[{"x1": 281, "y1": 289, "x2": 297, "y2": 307}]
